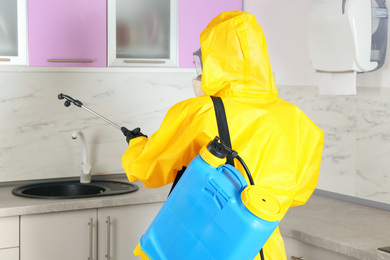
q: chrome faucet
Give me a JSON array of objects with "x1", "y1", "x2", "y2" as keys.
[{"x1": 71, "y1": 130, "x2": 92, "y2": 184}]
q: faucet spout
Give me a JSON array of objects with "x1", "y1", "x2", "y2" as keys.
[{"x1": 72, "y1": 130, "x2": 92, "y2": 184}]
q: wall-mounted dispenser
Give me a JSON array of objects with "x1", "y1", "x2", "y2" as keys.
[{"x1": 307, "y1": 0, "x2": 388, "y2": 73}]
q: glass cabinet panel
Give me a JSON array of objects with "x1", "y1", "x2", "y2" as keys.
[
  {"x1": 108, "y1": 0, "x2": 177, "y2": 67},
  {"x1": 116, "y1": 0, "x2": 171, "y2": 59},
  {"x1": 0, "y1": 1, "x2": 18, "y2": 56},
  {"x1": 0, "y1": 0, "x2": 26, "y2": 65}
]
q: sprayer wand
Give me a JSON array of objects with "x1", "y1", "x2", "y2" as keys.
[{"x1": 58, "y1": 93, "x2": 122, "y2": 130}]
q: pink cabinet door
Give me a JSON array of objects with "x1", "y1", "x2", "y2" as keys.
[
  {"x1": 178, "y1": 0, "x2": 242, "y2": 68},
  {"x1": 28, "y1": 0, "x2": 107, "y2": 67}
]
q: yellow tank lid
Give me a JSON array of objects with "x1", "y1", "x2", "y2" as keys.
[
  {"x1": 241, "y1": 186, "x2": 282, "y2": 222},
  {"x1": 199, "y1": 145, "x2": 226, "y2": 168}
]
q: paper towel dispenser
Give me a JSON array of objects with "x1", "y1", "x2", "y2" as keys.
[{"x1": 307, "y1": 0, "x2": 388, "y2": 73}]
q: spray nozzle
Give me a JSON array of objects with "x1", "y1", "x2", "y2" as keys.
[
  {"x1": 58, "y1": 93, "x2": 83, "y2": 107},
  {"x1": 57, "y1": 93, "x2": 123, "y2": 130}
]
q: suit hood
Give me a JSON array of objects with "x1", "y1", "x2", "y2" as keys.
[{"x1": 200, "y1": 11, "x2": 278, "y2": 98}]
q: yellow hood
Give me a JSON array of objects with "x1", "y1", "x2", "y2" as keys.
[{"x1": 200, "y1": 11, "x2": 278, "y2": 98}]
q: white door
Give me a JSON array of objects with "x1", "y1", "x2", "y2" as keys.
[
  {"x1": 98, "y1": 203, "x2": 163, "y2": 260},
  {"x1": 0, "y1": 216, "x2": 19, "y2": 260},
  {"x1": 21, "y1": 209, "x2": 98, "y2": 260}
]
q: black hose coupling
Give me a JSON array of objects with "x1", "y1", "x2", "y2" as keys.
[{"x1": 207, "y1": 137, "x2": 229, "y2": 159}]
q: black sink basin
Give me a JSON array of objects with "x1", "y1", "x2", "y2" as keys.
[{"x1": 12, "y1": 180, "x2": 138, "y2": 199}]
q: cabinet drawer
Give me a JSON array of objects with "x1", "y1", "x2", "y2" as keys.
[
  {"x1": 0, "y1": 248, "x2": 19, "y2": 260},
  {"x1": 0, "y1": 216, "x2": 19, "y2": 248}
]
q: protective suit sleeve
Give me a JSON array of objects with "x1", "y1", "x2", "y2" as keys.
[
  {"x1": 291, "y1": 112, "x2": 324, "y2": 207},
  {"x1": 122, "y1": 98, "x2": 216, "y2": 188}
]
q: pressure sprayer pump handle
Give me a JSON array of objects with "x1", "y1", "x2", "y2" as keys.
[{"x1": 207, "y1": 137, "x2": 255, "y2": 185}]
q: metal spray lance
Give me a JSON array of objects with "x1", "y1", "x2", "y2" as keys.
[{"x1": 57, "y1": 93, "x2": 141, "y2": 138}]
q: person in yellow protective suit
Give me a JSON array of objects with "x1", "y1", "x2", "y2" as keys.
[{"x1": 122, "y1": 11, "x2": 324, "y2": 260}]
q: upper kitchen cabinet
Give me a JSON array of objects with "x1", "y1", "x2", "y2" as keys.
[
  {"x1": 0, "y1": 0, "x2": 27, "y2": 65},
  {"x1": 108, "y1": 0, "x2": 177, "y2": 67},
  {"x1": 27, "y1": 0, "x2": 107, "y2": 67},
  {"x1": 178, "y1": 0, "x2": 242, "y2": 68}
]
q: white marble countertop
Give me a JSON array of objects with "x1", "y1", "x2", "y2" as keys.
[
  {"x1": 0, "y1": 178, "x2": 389, "y2": 260},
  {"x1": 279, "y1": 194, "x2": 390, "y2": 260}
]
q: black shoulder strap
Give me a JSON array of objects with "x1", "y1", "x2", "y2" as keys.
[
  {"x1": 211, "y1": 96, "x2": 265, "y2": 260},
  {"x1": 210, "y1": 96, "x2": 234, "y2": 166},
  {"x1": 169, "y1": 96, "x2": 233, "y2": 195}
]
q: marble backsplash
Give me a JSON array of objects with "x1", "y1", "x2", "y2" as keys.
[
  {"x1": 0, "y1": 71, "x2": 195, "y2": 183},
  {"x1": 280, "y1": 86, "x2": 390, "y2": 205},
  {"x1": 0, "y1": 70, "x2": 389, "y2": 205}
]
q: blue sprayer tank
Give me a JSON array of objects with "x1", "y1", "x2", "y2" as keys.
[{"x1": 134, "y1": 138, "x2": 282, "y2": 260}]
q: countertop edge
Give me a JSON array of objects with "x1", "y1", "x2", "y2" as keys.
[
  {"x1": 279, "y1": 226, "x2": 381, "y2": 260},
  {"x1": 1, "y1": 180, "x2": 389, "y2": 260},
  {"x1": 0, "y1": 179, "x2": 170, "y2": 217},
  {"x1": 279, "y1": 194, "x2": 390, "y2": 260}
]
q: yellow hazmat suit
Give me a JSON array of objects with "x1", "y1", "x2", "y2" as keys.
[{"x1": 123, "y1": 11, "x2": 324, "y2": 260}]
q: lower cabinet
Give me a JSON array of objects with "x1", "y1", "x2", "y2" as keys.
[
  {"x1": 0, "y1": 216, "x2": 19, "y2": 260},
  {"x1": 283, "y1": 236, "x2": 358, "y2": 260},
  {"x1": 0, "y1": 248, "x2": 19, "y2": 260},
  {"x1": 21, "y1": 209, "x2": 98, "y2": 260},
  {"x1": 98, "y1": 203, "x2": 163, "y2": 260},
  {"x1": 20, "y1": 203, "x2": 163, "y2": 260}
]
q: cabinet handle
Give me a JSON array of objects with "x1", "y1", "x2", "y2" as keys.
[
  {"x1": 88, "y1": 218, "x2": 94, "y2": 260},
  {"x1": 0, "y1": 58, "x2": 11, "y2": 62},
  {"x1": 106, "y1": 216, "x2": 111, "y2": 260},
  {"x1": 124, "y1": 60, "x2": 165, "y2": 64},
  {"x1": 48, "y1": 59, "x2": 93, "y2": 63},
  {"x1": 291, "y1": 257, "x2": 304, "y2": 260}
]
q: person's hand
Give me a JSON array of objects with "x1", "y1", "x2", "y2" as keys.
[{"x1": 121, "y1": 127, "x2": 148, "y2": 144}]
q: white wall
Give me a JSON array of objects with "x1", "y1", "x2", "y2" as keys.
[
  {"x1": 244, "y1": 0, "x2": 318, "y2": 86},
  {"x1": 244, "y1": 0, "x2": 390, "y2": 88}
]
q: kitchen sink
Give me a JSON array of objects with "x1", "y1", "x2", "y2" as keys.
[{"x1": 12, "y1": 180, "x2": 138, "y2": 199}]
